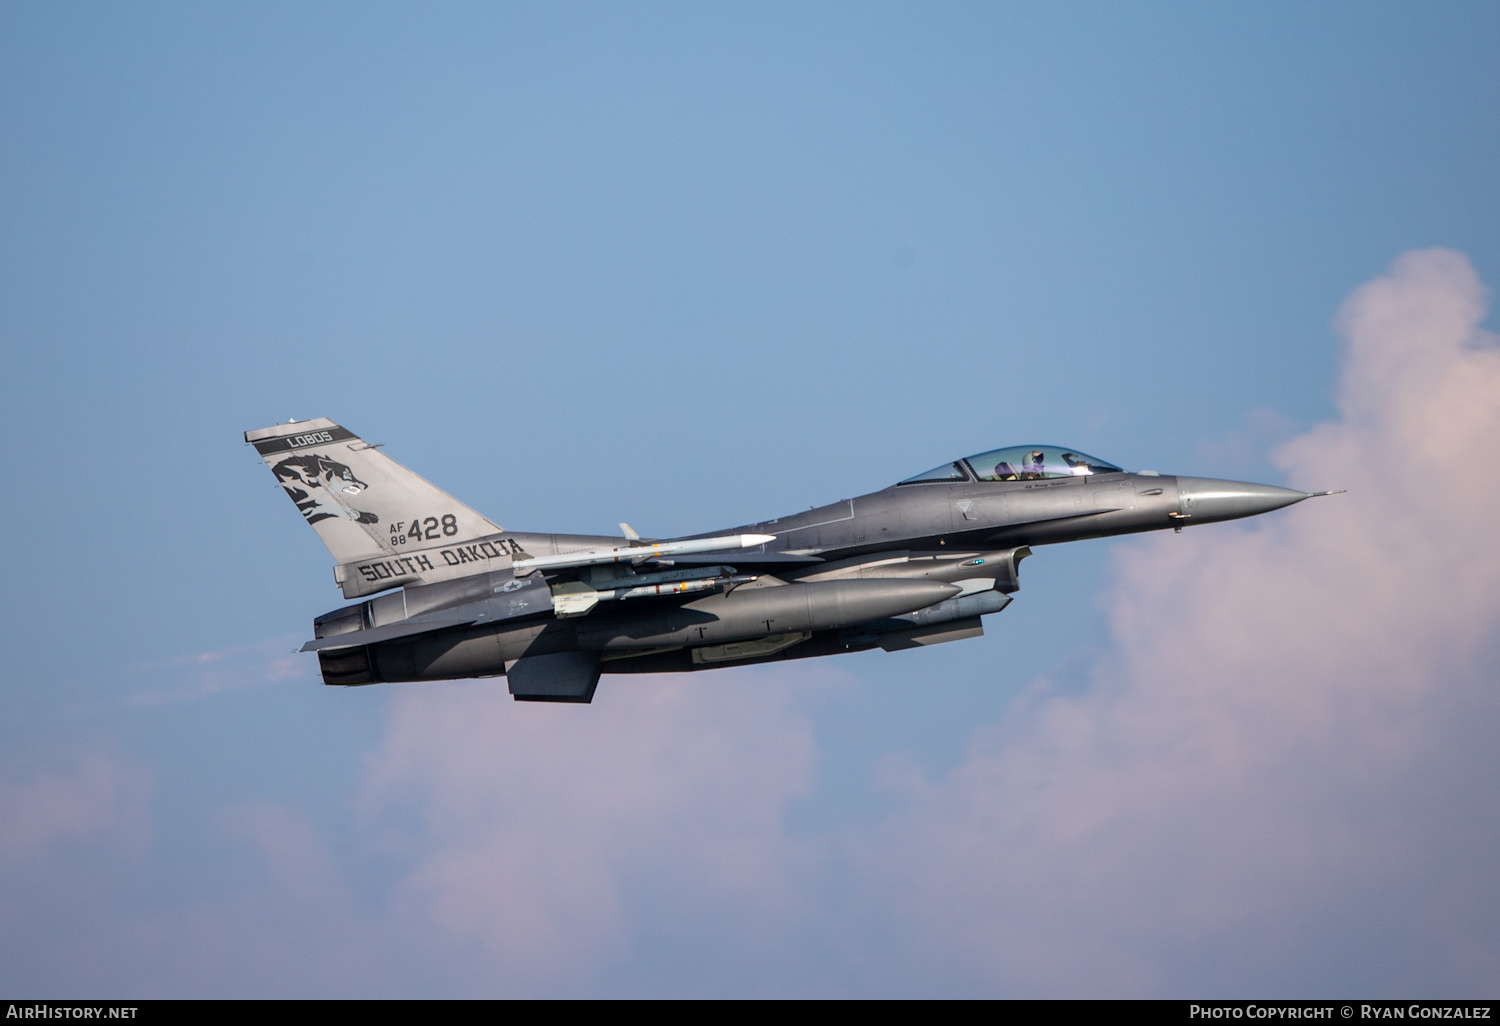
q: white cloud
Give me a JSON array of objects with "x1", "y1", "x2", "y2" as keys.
[
  {"x1": 0, "y1": 754, "x2": 154, "y2": 993},
  {"x1": 8, "y1": 251, "x2": 1497, "y2": 997},
  {"x1": 119, "y1": 802, "x2": 408, "y2": 998},
  {"x1": 849, "y1": 249, "x2": 1500, "y2": 995},
  {"x1": 359, "y1": 666, "x2": 829, "y2": 990},
  {"x1": 1195, "y1": 406, "x2": 1300, "y2": 481},
  {"x1": 204, "y1": 250, "x2": 1500, "y2": 995},
  {"x1": 0, "y1": 754, "x2": 150, "y2": 859}
]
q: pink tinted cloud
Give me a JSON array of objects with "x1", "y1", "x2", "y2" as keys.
[
  {"x1": 360, "y1": 665, "x2": 832, "y2": 986},
  {"x1": 0, "y1": 754, "x2": 150, "y2": 859},
  {"x1": 850, "y1": 250, "x2": 1500, "y2": 995},
  {"x1": 26, "y1": 251, "x2": 1492, "y2": 997},
  {"x1": 119, "y1": 802, "x2": 406, "y2": 998}
]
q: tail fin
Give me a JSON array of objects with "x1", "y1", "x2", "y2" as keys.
[{"x1": 245, "y1": 418, "x2": 503, "y2": 569}]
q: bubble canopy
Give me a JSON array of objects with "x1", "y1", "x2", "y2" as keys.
[{"x1": 899, "y1": 445, "x2": 1124, "y2": 484}]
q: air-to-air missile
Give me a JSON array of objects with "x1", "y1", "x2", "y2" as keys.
[{"x1": 248, "y1": 420, "x2": 1339, "y2": 703}]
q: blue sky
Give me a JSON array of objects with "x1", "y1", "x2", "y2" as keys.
[{"x1": 2, "y1": 2, "x2": 1498, "y2": 997}]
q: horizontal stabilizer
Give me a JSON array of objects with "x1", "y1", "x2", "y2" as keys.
[{"x1": 300, "y1": 615, "x2": 477, "y2": 652}]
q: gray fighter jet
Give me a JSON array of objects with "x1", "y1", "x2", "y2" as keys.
[{"x1": 248, "y1": 419, "x2": 1336, "y2": 703}]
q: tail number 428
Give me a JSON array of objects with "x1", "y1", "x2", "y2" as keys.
[{"x1": 390, "y1": 515, "x2": 458, "y2": 545}]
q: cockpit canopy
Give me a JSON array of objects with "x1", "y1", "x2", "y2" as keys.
[{"x1": 899, "y1": 445, "x2": 1123, "y2": 484}]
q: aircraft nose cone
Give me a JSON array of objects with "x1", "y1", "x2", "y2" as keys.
[{"x1": 1175, "y1": 477, "x2": 1309, "y2": 524}]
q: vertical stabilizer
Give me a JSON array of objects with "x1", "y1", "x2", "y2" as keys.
[{"x1": 245, "y1": 419, "x2": 503, "y2": 567}]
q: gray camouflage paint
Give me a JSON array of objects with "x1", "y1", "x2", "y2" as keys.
[
  {"x1": 251, "y1": 418, "x2": 1314, "y2": 701},
  {"x1": 310, "y1": 479, "x2": 1306, "y2": 699}
]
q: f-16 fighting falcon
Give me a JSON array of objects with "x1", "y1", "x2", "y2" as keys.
[{"x1": 247, "y1": 419, "x2": 1339, "y2": 703}]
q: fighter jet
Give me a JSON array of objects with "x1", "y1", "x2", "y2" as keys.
[{"x1": 247, "y1": 419, "x2": 1337, "y2": 703}]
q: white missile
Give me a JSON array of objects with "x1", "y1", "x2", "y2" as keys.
[
  {"x1": 549, "y1": 573, "x2": 759, "y2": 619},
  {"x1": 512, "y1": 533, "x2": 777, "y2": 573}
]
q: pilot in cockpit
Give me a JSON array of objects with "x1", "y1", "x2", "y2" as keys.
[{"x1": 1021, "y1": 450, "x2": 1046, "y2": 480}]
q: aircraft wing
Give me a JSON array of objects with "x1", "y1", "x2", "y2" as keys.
[{"x1": 300, "y1": 615, "x2": 478, "y2": 652}]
